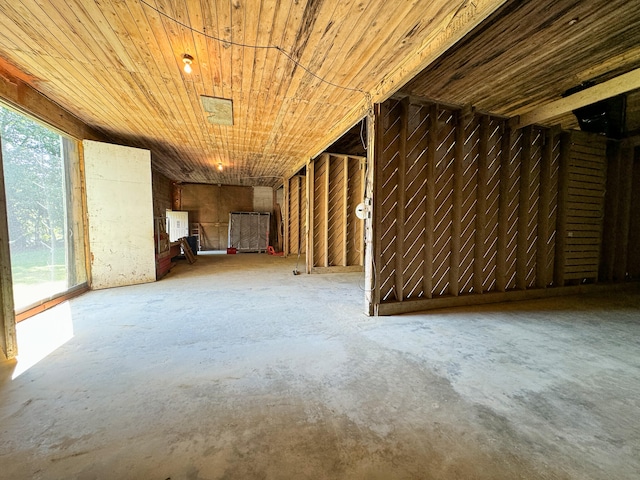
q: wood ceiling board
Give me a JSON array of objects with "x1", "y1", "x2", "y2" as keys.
[
  {"x1": 1, "y1": 0, "x2": 634, "y2": 186},
  {"x1": 516, "y1": 69, "x2": 640, "y2": 129},
  {"x1": 402, "y1": 0, "x2": 640, "y2": 120}
]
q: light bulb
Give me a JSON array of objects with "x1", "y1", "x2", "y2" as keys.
[
  {"x1": 182, "y1": 54, "x2": 193, "y2": 74},
  {"x1": 217, "y1": 162, "x2": 223, "y2": 171}
]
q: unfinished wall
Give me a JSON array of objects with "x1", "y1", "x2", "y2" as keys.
[
  {"x1": 174, "y1": 184, "x2": 253, "y2": 250},
  {"x1": 369, "y1": 97, "x2": 611, "y2": 315},
  {"x1": 601, "y1": 138, "x2": 640, "y2": 281},
  {"x1": 152, "y1": 169, "x2": 173, "y2": 218},
  {"x1": 308, "y1": 153, "x2": 365, "y2": 273},
  {"x1": 285, "y1": 174, "x2": 306, "y2": 256}
]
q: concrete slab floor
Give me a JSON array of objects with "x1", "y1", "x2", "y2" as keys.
[{"x1": 1, "y1": 253, "x2": 639, "y2": 480}]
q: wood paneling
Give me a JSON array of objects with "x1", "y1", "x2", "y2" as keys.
[
  {"x1": 403, "y1": 0, "x2": 640, "y2": 122},
  {"x1": 0, "y1": 0, "x2": 510, "y2": 187},
  {"x1": 152, "y1": 170, "x2": 173, "y2": 218},
  {"x1": 561, "y1": 132, "x2": 607, "y2": 282},
  {"x1": 3, "y1": 1, "x2": 636, "y2": 187},
  {"x1": 177, "y1": 183, "x2": 252, "y2": 250}
]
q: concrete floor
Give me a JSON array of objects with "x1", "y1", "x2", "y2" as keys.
[{"x1": 1, "y1": 253, "x2": 639, "y2": 480}]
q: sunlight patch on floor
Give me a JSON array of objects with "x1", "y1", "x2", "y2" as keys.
[{"x1": 12, "y1": 302, "x2": 74, "y2": 379}]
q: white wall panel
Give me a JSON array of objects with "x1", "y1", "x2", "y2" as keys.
[{"x1": 83, "y1": 140, "x2": 155, "y2": 289}]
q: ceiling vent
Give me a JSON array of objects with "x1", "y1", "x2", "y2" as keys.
[{"x1": 200, "y1": 96, "x2": 233, "y2": 126}]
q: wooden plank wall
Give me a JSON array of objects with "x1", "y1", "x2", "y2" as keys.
[
  {"x1": 286, "y1": 174, "x2": 306, "y2": 256},
  {"x1": 557, "y1": 131, "x2": 607, "y2": 284},
  {"x1": 371, "y1": 96, "x2": 603, "y2": 315},
  {"x1": 174, "y1": 184, "x2": 253, "y2": 250},
  {"x1": 308, "y1": 153, "x2": 365, "y2": 273}
]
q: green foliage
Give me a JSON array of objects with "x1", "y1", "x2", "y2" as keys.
[{"x1": 0, "y1": 106, "x2": 66, "y2": 252}]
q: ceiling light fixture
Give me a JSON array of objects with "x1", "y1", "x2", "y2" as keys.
[
  {"x1": 217, "y1": 162, "x2": 223, "y2": 171},
  {"x1": 182, "y1": 54, "x2": 193, "y2": 74}
]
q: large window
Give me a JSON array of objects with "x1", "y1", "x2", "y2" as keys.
[{"x1": 0, "y1": 105, "x2": 87, "y2": 312}]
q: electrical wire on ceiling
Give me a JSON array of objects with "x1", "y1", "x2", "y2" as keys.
[{"x1": 139, "y1": 0, "x2": 373, "y2": 114}]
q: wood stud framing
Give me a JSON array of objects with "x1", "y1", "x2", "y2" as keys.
[
  {"x1": 286, "y1": 174, "x2": 306, "y2": 256},
  {"x1": 370, "y1": 96, "x2": 610, "y2": 315},
  {"x1": 298, "y1": 153, "x2": 365, "y2": 274}
]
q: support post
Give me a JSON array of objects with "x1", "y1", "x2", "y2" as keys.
[
  {"x1": 475, "y1": 115, "x2": 488, "y2": 293},
  {"x1": 423, "y1": 103, "x2": 437, "y2": 299},
  {"x1": 365, "y1": 108, "x2": 378, "y2": 315},
  {"x1": 0, "y1": 147, "x2": 17, "y2": 359},
  {"x1": 516, "y1": 126, "x2": 532, "y2": 290},
  {"x1": 451, "y1": 110, "x2": 464, "y2": 296},
  {"x1": 306, "y1": 159, "x2": 314, "y2": 273},
  {"x1": 496, "y1": 123, "x2": 511, "y2": 292},
  {"x1": 395, "y1": 98, "x2": 408, "y2": 301}
]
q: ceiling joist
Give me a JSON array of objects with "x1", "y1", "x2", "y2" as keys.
[{"x1": 514, "y1": 68, "x2": 640, "y2": 129}]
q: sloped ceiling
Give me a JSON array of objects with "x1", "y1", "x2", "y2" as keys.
[{"x1": 0, "y1": 0, "x2": 639, "y2": 186}]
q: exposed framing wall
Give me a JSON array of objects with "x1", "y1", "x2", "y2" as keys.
[
  {"x1": 307, "y1": 153, "x2": 365, "y2": 274},
  {"x1": 285, "y1": 173, "x2": 306, "y2": 256},
  {"x1": 368, "y1": 96, "x2": 612, "y2": 315}
]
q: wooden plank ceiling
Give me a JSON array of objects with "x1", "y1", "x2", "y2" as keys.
[
  {"x1": 401, "y1": 0, "x2": 640, "y2": 131},
  {"x1": 0, "y1": 0, "x2": 638, "y2": 186}
]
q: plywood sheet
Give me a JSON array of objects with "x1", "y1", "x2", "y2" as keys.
[{"x1": 83, "y1": 140, "x2": 155, "y2": 289}]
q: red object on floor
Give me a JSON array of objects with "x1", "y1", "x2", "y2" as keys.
[
  {"x1": 227, "y1": 247, "x2": 237, "y2": 254},
  {"x1": 267, "y1": 246, "x2": 284, "y2": 256}
]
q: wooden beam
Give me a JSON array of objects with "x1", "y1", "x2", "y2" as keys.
[
  {"x1": 395, "y1": 99, "x2": 409, "y2": 301},
  {"x1": 342, "y1": 156, "x2": 349, "y2": 267},
  {"x1": 515, "y1": 68, "x2": 640, "y2": 128},
  {"x1": 303, "y1": 0, "x2": 509, "y2": 172},
  {"x1": 364, "y1": 108, "x2": 377, "y2": 315},
  {"x1": 0, "y1": 146, "x2": 17, "y2": 359},
  {"x1": 536, "y1": 129, "x2": 553, "y2": 288},
  {"x1": 475, "y1": 115, "x2": 489, "y2": 294},
  {"x1": 283, "y1": 177, "x2": 290, "y2": 256},
  {"x1": 359, "y1": 156, "x2": 366, "y2": 268},
  {"x1": 423, "y1": 103, "x2": 437, "y2": 299},
  {"x1": 306, "y1": 159, "x2": 314, "y2": 274},
  {"x1": 496, "y1": 123, "x2": 511, "y2": 292},
  {"x1": 451, "y1": 110, "x2": 465, "y2": 296},
  {"x1": 516, "y1": 126, "x2": 532, "y2": 290},
  {"x1": 373, "y1": 105, "x2": 384, "y2": 310},
  {"x1": 324, "y1": 155, "x2": 330, "y2": 268},
  {"x1": 375, "y1": 282, "x2": 640, "y2": 316},
  {"x1": 0, "y1": 74, "x2": 103, "y2": 142},
  {"x1": 554, "y1": 133, "x2": 571, "y2": 287}
]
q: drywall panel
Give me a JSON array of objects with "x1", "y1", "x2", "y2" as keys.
[{"x1": 83, "y1": 140, "x2": 155, "y2": 289}]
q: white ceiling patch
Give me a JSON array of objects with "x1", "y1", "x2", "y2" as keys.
[{"x1": 200, "y1": 96, "x2": 233, "y2": 126}]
